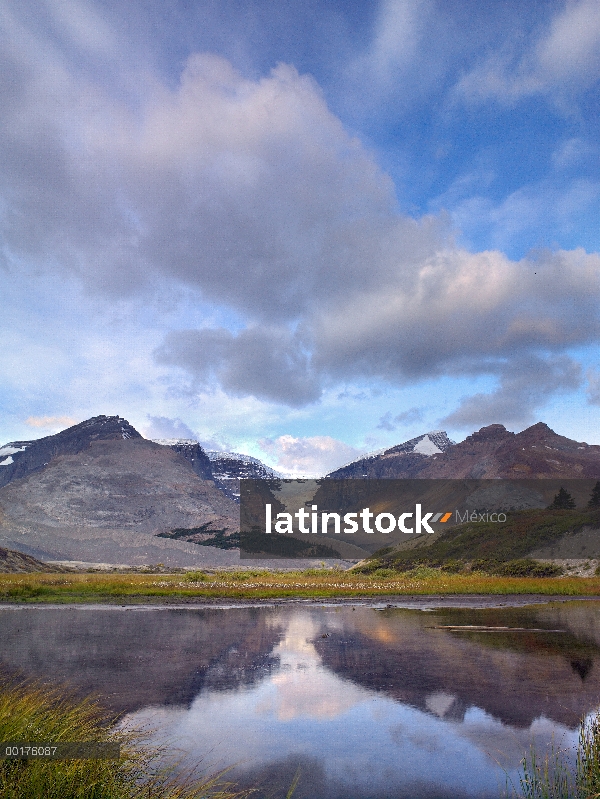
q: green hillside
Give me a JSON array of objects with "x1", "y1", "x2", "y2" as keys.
[{"x1": 358, "y1": 508, "x2": 600, "y2": 575}]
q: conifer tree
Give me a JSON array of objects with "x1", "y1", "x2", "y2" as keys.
[
  {"x1": 548, "y1": 487, "x2": 576, "y2": 509},
  {"x1": 588, "y1": 481, "x2": 600, "y2": 509}
]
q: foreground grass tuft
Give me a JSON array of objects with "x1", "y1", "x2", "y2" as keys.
[
  {"x1": 0, "y1": 678, "x2": 248, "y2": 799},
  {"x1": 512, "y1": 712, "x2": 600, "y2": 799},
  {"x1": 514, "y1": 712, "x2": 600, "y2": 798}
]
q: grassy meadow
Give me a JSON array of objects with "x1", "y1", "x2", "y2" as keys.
[{"x1": 1, "y1": 568, "x2": 600, "y2": 602}]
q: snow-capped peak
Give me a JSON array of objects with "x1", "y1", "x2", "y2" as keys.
[
  {"x1": 413, "y1": 436, "x2": 443, "y2": 455},
  {"x1": 386, "y1": 430, "x2": 455, "y2": 457},
  {"x1": 329, "y1": 430, "x2": 455, "y2": 474}
]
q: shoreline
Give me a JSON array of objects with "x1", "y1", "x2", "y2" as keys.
[{"x1": 1, "y1": 594, "x2": 600, "y2": 610}]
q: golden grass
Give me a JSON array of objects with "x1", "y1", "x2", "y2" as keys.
[{"x1": 1, "y1": 569, "x2": 600, "y2": 601}]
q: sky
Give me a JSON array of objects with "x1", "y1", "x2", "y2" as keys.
[{"x1": 1, "y1": 0, "x2": 600, "y2": 476}]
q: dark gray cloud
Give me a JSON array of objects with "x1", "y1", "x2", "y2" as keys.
[
  {"x1": 154, "y1": 327, "x2": 321, "y2": 406},
  {"x1": 151, "y1": 245, "x2": 600, "y2": 407},
  {"x1": 441, "y1": 355, "x2": 582, "y2": 430},
  {"x1": 377, "y1": 407, "x2": 424, "y2": 431},
  {"x1": 313, "y1": 248, "x2": 600, "y2": 383},
  {"x1": 377, "y1": 412, "x2": 396, "y2": 432}
]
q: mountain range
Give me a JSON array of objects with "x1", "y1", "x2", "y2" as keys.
[
  {"x1": 2, "y1": 415, "x2": 600, "y2": 568},
  {"x1": 328, "y1": 423, "x2": 600, "y2": 479}
]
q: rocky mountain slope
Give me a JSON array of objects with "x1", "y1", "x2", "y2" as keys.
[
  {"x1": 0, "y1": 546, "x2": 68, "y2": 573},
  {"x1": 0, "y1": 418, "x2": 277, "y2": 497},
  {"x1": 207, "y1": 451, "x2": 281, "y2": 501},
  {"x1": 419, "y1": 423, "x2": 600, "y2": 479},
  {"x1": 328, "y1": 431, "x2": 455, "y2": 478},
  {"x1": 0, "y1": 418, "x2": 352, "y2": 568},
  {"x1": 0, "y1": 435, "x2": 240, "y2": 567},
  {"x1": 3, "y1": 415, "x2": 600, "y2": 567},
  {"x1": 0, "y1": 415, "x2": 140, "y2": 489},
  {"x1": 329, "y1": 423, "x2": 600, "y2": 479},
  {"x1": 361, "y1": 504, "x2": 600, "y2": 572},
  {"x1": 151, "y1": 439, "x2": 213, "y2": 479}
]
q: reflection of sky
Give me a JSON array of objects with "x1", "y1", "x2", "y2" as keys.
[{"x1": 126, "y1": 610, "x2": 579, "y2": 798}]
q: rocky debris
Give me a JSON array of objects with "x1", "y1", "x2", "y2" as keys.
[
  {"x1": 0, "y1": 545, "x2": 69, "y2": 572},
  {"x1": 0, "y1": 526, "x2": 244, "y2": 569},
  {"x1": 534, "y1": 559, "x2": 599, "y2": 577},
  {"x1": 0, "y1": 415, "x2": 141, "y2": 489},
  {"x1": 207, "y1": 451, "x2": 280, "y2": 501},
  {"x1": 530, "y1": 526, "x2": 600, "y2": 560}
]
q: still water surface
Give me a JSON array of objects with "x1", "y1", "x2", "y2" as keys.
[{"x1": 2, "y1": 600, "x2": 600, "y2": 798}]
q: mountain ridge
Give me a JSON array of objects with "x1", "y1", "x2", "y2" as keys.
[
  {"x1": 0, "y1": 415, "x2": 141, "y2": 489},
  {"x1": 329, "y1": 423, "x2": 600, "y2": 480},
  {"x1": 2, "y1": 415, "x2": 600, "y2": 567},
  {"x1": 329, "y1": 431, "x2": 455, "y2": 478}
]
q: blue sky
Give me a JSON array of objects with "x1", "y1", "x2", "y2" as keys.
[{"x1": 1, "y1": 0, "x2": 600, "y2": 475}]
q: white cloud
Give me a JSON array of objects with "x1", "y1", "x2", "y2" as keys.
[
  {"x1": 1, "y1": 2, "x2": 600, "y2": 426},
  {"x1": 536, "y1": 0, "x2": 600, "y2": 85},
  {"x1": 45, "y1": 0, "x2": 117, "y2": 56},
  {"x1": 357, "y1": 0, "x2": 431, "y2": 89},
  {"x1": 453, "y1": 0, "x2": 600, "y2": 105},
  {"x1": 24, "y1": 415, "x2": 78, "y2": 429},
  {"x1": 431, "y1": 174, "x2": 600, "y2": 255},
  {"x1": 587, "y1": 368, "x2": 600, "y2": 406},
  {"x1": 258, "y1": 435, "x2": 361, "y2": 477},
  {"x1": 142, "y1": 415, "x2": 198, "y2": 441},
  {"x1": 551, "y1": 137, "x2": 593, "y2": 170}
]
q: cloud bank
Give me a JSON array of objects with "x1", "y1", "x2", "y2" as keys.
[{"x1": 2, "y1": 0, "x2": 600, "y2": 434}]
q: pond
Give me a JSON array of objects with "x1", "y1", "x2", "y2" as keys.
[{"x1": 2, "y1": 599, "x2": 600, "y2": 798}]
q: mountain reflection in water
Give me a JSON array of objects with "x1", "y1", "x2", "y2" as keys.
[{"x1": 1, "y1": 602, "x2": 600, "y2": 798}]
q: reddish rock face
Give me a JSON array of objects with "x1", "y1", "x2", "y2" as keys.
[
  {"x1": 460, "y1": 422, "x2": 600, "y2": 479},
  {"x1": 332, "y1": 423, "x2": 600, "y2": 480}
]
